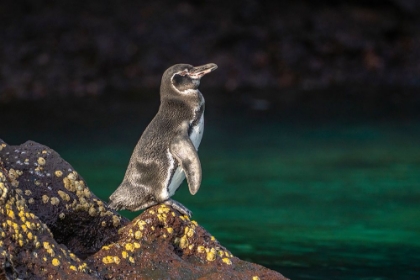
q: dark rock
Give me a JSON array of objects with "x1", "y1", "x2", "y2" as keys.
[
  {"x1": 0, "y1": 157, "x2": 100, "y2": 279},
  {"x1": 85, "y1": 204, "x2": 286, "y2": 279},
  {"x1": 0, "y1": 139, "x2": 129, "y2": 259},
  {"x1": 0, "y1": 140, "x2": 288, "y2": 279}
]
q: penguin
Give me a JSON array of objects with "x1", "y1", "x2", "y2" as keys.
[{"x1": 108, "y1": 63, "x2": 218, "y2": 217}]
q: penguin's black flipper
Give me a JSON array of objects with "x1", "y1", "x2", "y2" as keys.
[{"x1": 170, "y1": 122, "x2": 202, "y2": 195}]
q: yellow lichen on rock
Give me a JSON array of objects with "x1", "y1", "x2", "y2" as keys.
[
  {"x1": 197, "y1": 245, "x2": 205, "y2": 253},
  {"x1": 33, "y1": 240, "x2": 41, "y2": 248},
  {"x1": 83, "y1": 188, "x2": 91, "y2": 198},
  {"x1": 51, "y1": 258, "x2": 60, "y2": 266},
  {"x1": 43, "y1": 241, "x2": 51, "y2": 250},
  {"x1": 157, "y1": 213, "x2": 165, "y2": 222},
  {"x1": 67, "y1": 172, "x2": 77, "y2": 181},
  {"x1": 102, "y1": 256, "x2": 114, "y2": 264},
  {"x1": 78, "y1": 263, "x2": 88, "y2": 272},
  {"x1": 222, "y1": 258, "x2": 232, "y2": 265},
  {"x1": 252, "y1": 276, "x2": 261, "y2": 280},
  {"x1": 50, "y1": 197, "x2": 60, "y2": 206},
  {"x1": 206, "y1": 251, "x2": 216, "y2": 261},
  {"x1": 57, "y1": 190, "x2": 70, "y2": 202},
  {"x1": 112, "y1": 215, "x2": 120, "y2": 227},
  {"x1": 186, "y1": 227, "x2": 195, "y2": 237},
  {"x1": 8, "y1": 169, "x2": 20, "y2": 180},
  {"x1": 125, "y1": 243, "x2": 134, "y2": 252},
  {"x1": 113, "y1": 256, "x2": 121, "y2": 264},
  {"x1": 42, "y1": 195, "x2": 49, "y2": 204},
  {"x1": 136, "y1": 220, "x2": 146, "y2": 230},
  {"x1": 158, "y1": 205, "x2": 170, "y2": 214},
  {"x1": 179, "y1": 236, "x2": 188, "y2": 249},
  {"x1": 63, "y1": 176, "x2": 76, "y2": 192},
  {"x1": 7, "y1": 209, "x2": 15, "y2": 219},
  {"x1": 121, "y1": 251, "x2": 128, "y2": 259},
  {"x1": 98, "y1": 206, "x2": 105, "y2": 213},
  {"x1": 134, "y1": 231, "x2": 142, "y2": 239},
  {"x1": 69, "y1": 265, "x2": 77, "y2": 271},
  {"x1": 37, "y1": 157, "x2": 46, "y2": 166},
  {"x1": 88, "y1": 207, "x2": 97, "y2": 217}
]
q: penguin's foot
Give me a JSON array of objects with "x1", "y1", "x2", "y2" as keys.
[{"x1": 163, "y1": 199, "x2": 192, "y2": 218}]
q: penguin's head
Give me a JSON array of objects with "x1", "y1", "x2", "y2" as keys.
[{"x1": 161, "y1": 63, "x2": 218, "y2": 96}]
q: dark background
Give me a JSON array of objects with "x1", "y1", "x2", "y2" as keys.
[{"x1": 0, "y1": 0, "x2": 419, "y2": 120}]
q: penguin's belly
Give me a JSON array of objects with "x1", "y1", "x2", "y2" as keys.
[
  {"x1": 167, "y1": 167, "x2": 185, "y2": 196},
  {"x1": 165, "y1": 114, "x2": 204, "y2": 198},
  {"x1": 190, "y1": 113, "x2": 204, "y2": 149}
]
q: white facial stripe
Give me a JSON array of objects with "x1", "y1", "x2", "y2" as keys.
[
  {"x1": 171, "y1": 85, "x2": 199, "y2": 95},
  {"x1": 170, "y1": 70, "x2": 199, "y2": 95},
  {"x1": 171, "y1": 69, "x2": 189, "y2": 80}
]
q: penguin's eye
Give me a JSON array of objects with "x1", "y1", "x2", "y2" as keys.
[{"x1": 172, "y1": 74, "x2": 191, "y2": 88}]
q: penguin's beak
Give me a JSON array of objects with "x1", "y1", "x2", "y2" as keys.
[{"x1": 188, "y1": 63, "x2": 218, "y2": 79}]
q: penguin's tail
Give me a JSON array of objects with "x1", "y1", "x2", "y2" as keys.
[
  {"x1": 108, "y1": 200, "x2": 125, "y2": 211},
  {"x1": 108, "y1": 194, "x2": 125, "y2": 210}
]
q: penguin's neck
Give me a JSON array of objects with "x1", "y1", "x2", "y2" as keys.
[{"x1": 161, "y1": 90, "x2": 204, "y2": 114}]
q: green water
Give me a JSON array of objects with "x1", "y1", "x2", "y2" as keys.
[{"x1": 2, "y1": 107, "x2": 420, "y2": 279}]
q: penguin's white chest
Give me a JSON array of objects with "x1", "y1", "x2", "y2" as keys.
[
  {"x1": 190, "y1": 114, "x2": 204, "y2": 150},
  {"x1": 165, "y1": 114, "x2": 204, "y2": 198}
]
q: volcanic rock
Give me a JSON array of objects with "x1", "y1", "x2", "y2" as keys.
[{"x1": 0, "y1": 140, "x2": 288, "y2": 279}]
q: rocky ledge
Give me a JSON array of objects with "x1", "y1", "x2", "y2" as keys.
[{"x1": 0, "y1": 139, "x2": 288, "y2": 280}]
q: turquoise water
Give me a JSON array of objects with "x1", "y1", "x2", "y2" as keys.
[{"x1": 2, "y1": 105, "x2": 420, "y2": 279}]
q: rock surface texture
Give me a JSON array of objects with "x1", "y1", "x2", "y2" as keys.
[{"x1": 0, "y1": 139, "x2": 288, "y2": 280}]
